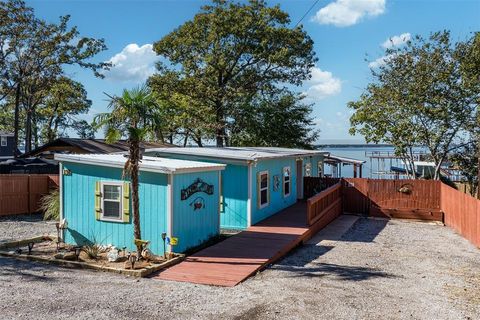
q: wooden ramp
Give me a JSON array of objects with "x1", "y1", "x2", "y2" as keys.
[{"x1": 152, "y1": 202, "x2": 329, "y2": 287}]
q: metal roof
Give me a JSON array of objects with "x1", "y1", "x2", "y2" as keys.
[
  {"x1": 22, "y1": 138, "x2": 173, "y2": 158},
  {"x1": 145, "y1": 147, "x2": 329, "y2": 162},
  {"x1": 55, "y1": 154, "x2": 225, "y2": 174},
  {"x1": 325, "y1": 155, "x2": 365, "y2": 165},
  {"x1": 0, "y1": 132, "x2": 13, "y2": 137}
]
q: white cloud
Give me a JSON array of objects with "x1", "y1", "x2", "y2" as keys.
[
  {"x1": 368, "y1": 54, "x2": 394, "y2": 68},
  {"x1": 104, "y1": 43, "x2": 157, "y2": 82},
  {"x1": 312, "y1": 0, "x2": 386, "y2": 27},
  {"x1": 381, "y1": 32, "x2": 411, "y2": 49},
  {"x1": 305, "y1": 67, "x2": 342, "y2": 100}
]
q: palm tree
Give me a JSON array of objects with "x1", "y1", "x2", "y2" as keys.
[{"x1": 94, "y1": 86, "x2": 162, "y2": 254}]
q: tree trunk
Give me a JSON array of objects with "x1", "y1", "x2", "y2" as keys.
[
  {"x1": 25, "y1": 108, "x2": 32, "y2": 153},
  {"x1": 216, "y1": 101, "x2": 225, "y2": 147},
  {"x1": 129, "y1": 138, "x2": 142, "y2": 253},
  {"x1": 13, "y1": 82, "x2": 21, "y2": 157}
]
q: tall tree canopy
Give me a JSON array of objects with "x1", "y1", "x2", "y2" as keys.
[
  {"x1": 0, "y1": 0, "x2": 109, "y2": 153},
  {"x1": 149, "y1": 0, "x2": 317, "y2": 147},
  {"x1": 349, "y1": 31, "x2": 480, "y2": 180}
]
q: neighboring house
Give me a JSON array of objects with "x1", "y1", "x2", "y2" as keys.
[
  {"x1": 144, "y1": 147, "x2": 328, "y2": 230},
  {"x1": 22, "y1": 138, "x2": 173, "y2": 159},
  {"x1": 55, "y1": 154, "x2": 225, "y2": 256},
  {"x1": 0, "y1": 132, "x2": 16, "y2": 159}
]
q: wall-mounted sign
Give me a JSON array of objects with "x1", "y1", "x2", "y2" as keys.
[
  {"x1": 190, "y1": 197, "x2": 205, "y2": 210},
  {"x1": 181, "y1": 178, "x2": 214, "y2": 200}
]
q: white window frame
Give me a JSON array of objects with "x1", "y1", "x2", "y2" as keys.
[
  {"x1": 0, "y1": 136, "x2": 6, "y2": 147},
  {"x1": 258, "y1": 170, "x2": 269, "y2": 209},
  {"x1": 317, "y1": 161, "x2": 323, "y2": 177},
  {"x1": 283, "y1": 166, "x2": 291, "y2": 198},
  {"x1": 100, "y1": 181, "x2": 123, "y2": 222},
  {"x1": 305, "y1": 163, "x2": 312, "y2": 177}
]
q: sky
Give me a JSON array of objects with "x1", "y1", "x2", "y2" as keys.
[{"x1": 27, "y1": 0, "x2": 480, "y2": 144}]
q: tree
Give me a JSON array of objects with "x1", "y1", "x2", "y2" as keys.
[
  {"x1": 94, "y1": 86, "x2": 161, "y2": 254},
  {"x1": 150, "y1": 0, "x2": 316, "y2": 147},
  {"x1": 37, "y1": 77, "x2": 92, "y2": 143},
  {"x1": 349, "y1": 31, "x2": 479, "y2": 180},
  {"x1": 450, "y1": 142, "x2": 478, "y2": 197},
  {"x1": 230, "y1": 91, "x2": 319, "y2": 148},
  {"x1": 0, "y1": 0, "x2": 109, "y2": 154}
]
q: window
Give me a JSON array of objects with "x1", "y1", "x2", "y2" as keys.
[
  {"x1": 258, "y1": 171, "x2": 269, "y2": 208},
  {"x1": 283, "y1": 167, "x2": 291, "y2": 197},
  {"x1": 0, "y1": 136, "x2": 6, "y2": 147},
  {"x1": 317, "y1": 161, "x2": 323, "y2": 177},
  {"x1": 101, "y1": 182, "x2": 123, "y2": 221},
  {"x1": 305, "y1": 163, "x2": 312, "y2": 177}
]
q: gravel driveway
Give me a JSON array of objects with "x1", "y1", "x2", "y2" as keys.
[{"x1": 0, "y1": 216, "x2": 478, "y2": 320}]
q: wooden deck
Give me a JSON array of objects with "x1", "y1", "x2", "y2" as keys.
[{"x1": 152, "y1": 202, "x2": 333, "y2": 287}]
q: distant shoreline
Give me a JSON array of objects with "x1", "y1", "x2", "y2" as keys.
[{"x1": 316, "y1": 144, "x2": 393, "y2": 148}]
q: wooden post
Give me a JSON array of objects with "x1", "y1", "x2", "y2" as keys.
[
  {"x1": 359, "y1": 165, "x2": 363, "y2": 178},
  {"x1": 353, "y1": 165, "x2": 357, "y2": 178}
]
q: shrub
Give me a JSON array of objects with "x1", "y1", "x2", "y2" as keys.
[{"x1": 39, "y1": 189, "x2": 60, "y2": 220}]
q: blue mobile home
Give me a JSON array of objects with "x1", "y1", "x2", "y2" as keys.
[
  {"x1": 56, "y1": 154, "x2": 225, "y2": 255},
  {"x1": 144, "y1": 147, "x2": 328, "y2": 230}
]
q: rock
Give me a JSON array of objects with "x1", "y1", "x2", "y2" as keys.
[
  {"x1": 63, "y1": 252, "x2": 77, "y2": 261},
  {"x1": 107, "y1": 249, "x2": 119, "y2": 262},
  {"x1": 54, "y1": 253, "x2": 64, "y2": 259}
]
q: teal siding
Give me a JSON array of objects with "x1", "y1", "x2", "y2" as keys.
[
  {"x1": 172, "y1": 171, "x2": 220, "y2": 252},
  {"x1": 302, "y1": 155, "x2": 325, "y2": 177},
  {"x1": 251, "y1": 158, "x2": 298, "y2": 225},
  {"x1": 146, "y1": 152, "x2": 249, "y2": 230},
  {"x1": 62, "y1": 162, "x2": 168, "y2": 255}
]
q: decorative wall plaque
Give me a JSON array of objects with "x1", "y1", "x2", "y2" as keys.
[{"x1": 181, "y1": 178, "x2": 214, "y2": 200}]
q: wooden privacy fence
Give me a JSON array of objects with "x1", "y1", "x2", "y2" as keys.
[
  {"x1": 342, "y1": 178, "x2": 443, "y2": 221},
  {"x1": 0, "y1": 174, "x2": 59, "y2": 216},
  {"x1": 305, "y1": 177, "x2": 480, "y2": 248},
  {"x1": 306, "y1": 182, "x2": 342, "y2": 227},
  {"x1": 441, "y1": 183, "x2": 480, "y2": 248}
]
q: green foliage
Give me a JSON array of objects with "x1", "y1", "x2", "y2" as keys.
[
  {"x1": 82, "y1": 242, "x2": 105, "y2": 260},
  {"x1": 39, "y1": 189, "x2": 60, "y2": 221},
  {"x1": 230, "y1": 91, "x2": 319, "y2": 148},
  {"x1": 94, "y1": 86, "x2": 162, "y2": 253},
  {"x1": 349, "y1": 31, "x2": 480, "y2": 180},
  {"x1": 0, "y1": 0, "x2": 109, "y2": 152},
  {"x1": 149, "y1": 0, "x2": 317, "y2": 147},
  {"x1": 450, "y1": 140, "x2": 479, "y2": 196}
]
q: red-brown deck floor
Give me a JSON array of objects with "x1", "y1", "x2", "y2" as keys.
[{"x1": 152, "y1": 202, "x2": 320, "y2": 287}]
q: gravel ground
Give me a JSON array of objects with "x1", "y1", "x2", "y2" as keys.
[
  {"x1": 0, "y1": 214, "x2": 56, "y2": 243},
  {"x1": 0, "y1": 217, "x2": 479, "y2": 320}
]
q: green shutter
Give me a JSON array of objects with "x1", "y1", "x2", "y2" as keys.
[
  {"x1": 122, "y1": 182, "x2": 130, "y2": 223},
  {"x1": 95, "y1": 181, "x2": 102, "y2": 220}
]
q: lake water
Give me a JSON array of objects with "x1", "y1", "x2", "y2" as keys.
[{"x1": 321, "y1": 146, "x2": 427, "y2": 178}]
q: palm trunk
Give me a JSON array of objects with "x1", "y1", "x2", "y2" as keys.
[{"x1": 130, "y1": 138, "x2": 142, "y2": 253}]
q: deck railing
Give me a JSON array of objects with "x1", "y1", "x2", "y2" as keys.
[{"x1": 306, "y1": 182, "x2": 342, "y2": 227}]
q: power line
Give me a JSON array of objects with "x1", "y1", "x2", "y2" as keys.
[{"x1": 294, "y1": 0, "x2": 322, "y2": 28}]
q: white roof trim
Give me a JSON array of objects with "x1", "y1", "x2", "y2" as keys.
[{"x1": 55, "y1": 154, "x2": 225, "y2": 174}]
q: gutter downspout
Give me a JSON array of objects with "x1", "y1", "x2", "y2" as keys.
[{"x1": 167, "y1": 174, "x2": 173, "y2": 254}]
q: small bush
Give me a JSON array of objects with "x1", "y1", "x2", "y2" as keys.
[
  {"x1": 82, "y1": 243, "x2": 105, "y2": 260},
  {"x1": 39, "y1": 189, "x2": 60, "y2": 220}
]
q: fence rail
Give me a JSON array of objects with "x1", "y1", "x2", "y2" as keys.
[
  {"x1": 0, "y1": 174, "x2": 59, "y2": 216},
  {"x1": 305, "y1": 177, "x2": 480, "y2": 248},
  {"x1": 306, "y1": 182, "x2": 342, "y2": 227}
]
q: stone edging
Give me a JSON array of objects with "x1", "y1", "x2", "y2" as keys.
[{"x1": 0, "y1": 238, "x2": 184, "y2": 277}]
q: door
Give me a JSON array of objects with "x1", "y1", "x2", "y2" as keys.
[{"x1": 296, "y1": 160, "x2": 303, "y2": 199}]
